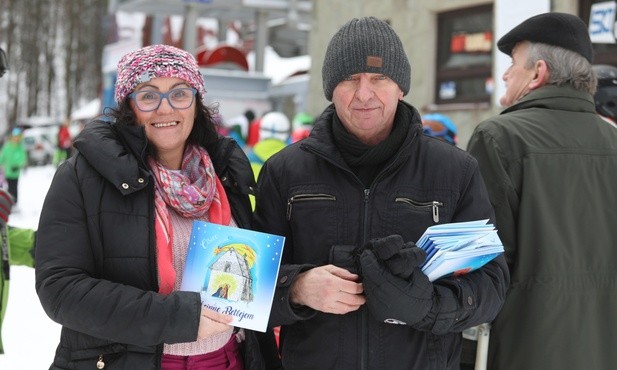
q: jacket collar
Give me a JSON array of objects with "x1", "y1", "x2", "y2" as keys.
[
  {"x1": 73, "y1": 121, "x2": 255, "y2": 197},
  {"x1": 502, "y1": 85, "x2": 596, "y2": 115}
]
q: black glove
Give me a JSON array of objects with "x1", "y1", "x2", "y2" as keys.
[
  {"x1": 358, "y1": 247, "x2": 433, "y2": 326},
  {"x1": 366, "y1": 235, "x2": 405, "y2": 260},
  {"x1": 363, "y1": 235, "x2": 423, "y2": 280}
]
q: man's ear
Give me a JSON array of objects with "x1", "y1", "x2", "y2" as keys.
[{"x1": 529, "y1": 60, "x2": 549, "y2": 89}]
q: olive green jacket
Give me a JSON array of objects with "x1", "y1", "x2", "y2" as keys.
[{"x1": 468, "y1": 85, "x2": 617, "y2": 370}]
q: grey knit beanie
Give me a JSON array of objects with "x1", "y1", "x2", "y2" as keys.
[{"x1": 322, "y1": 17, "x2": 411, "y2": 101}]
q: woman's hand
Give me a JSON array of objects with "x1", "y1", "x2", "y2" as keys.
[{"x1": 197, "y1": 307, "x2": 234, "y2": 339}]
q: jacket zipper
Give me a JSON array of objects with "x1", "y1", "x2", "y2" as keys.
[
  {"x1": 360, "y1": 188, "x2": 371, "y2": 370},
  {"x1": 286, "y1": 193, "x2": 336, "y2": 220},
  {"x1": 97, "y1": 354, "x2": 105, "y2": 369},
  {"x1": 394, "y1": 198, "x2": 443, "y2": 223}
]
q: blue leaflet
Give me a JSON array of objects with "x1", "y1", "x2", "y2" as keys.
[{"x1": 417, "y1": 220, "x2": 504, "y2": 281}]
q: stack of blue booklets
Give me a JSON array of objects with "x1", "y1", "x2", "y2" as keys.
[{"x1": 418, "y1": 219, "x2": 504, "y2": 282}]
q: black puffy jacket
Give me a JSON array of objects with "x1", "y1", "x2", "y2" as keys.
[
  {"x1": 35, "y1": 121, "x2": 277, "y2": 369},
  {"x1": 254, "y1": 103, "x2": 509, "y2": 370}
]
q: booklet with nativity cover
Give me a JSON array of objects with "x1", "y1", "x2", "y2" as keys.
[
  {"x1": 181, "y1": 221, "x2": 285, "y2": 332},
  {"x1": 418, "y1": 219, "x2": 504, "y2": 282}
]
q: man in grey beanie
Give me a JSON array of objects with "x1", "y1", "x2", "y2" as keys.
[
  {"x1": 254, "y1": 16, "x2": 508, "y2": 369},
  {"x1": 468, "y1": 12, "x2": 617, "y2": 370}
]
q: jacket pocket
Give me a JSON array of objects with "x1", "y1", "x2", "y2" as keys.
[
  {"x1": 394, "y1": 197, "x2": 443, "y2": 223},
  {"x1": 383, "y1": 193, "x2": 449, "y2": 243},
  {"x1": 286, "y1": 193, "x2": 336, "y2": 221},
  {"x1": 285, "y1": 189, "x2": 340, "y2": 264},
  {"x1": 58, "y1": 343, "x2": 155, "y2": 370},
  {"x1": 63, "y1": 344, "x2": 126, "y2": 369}
]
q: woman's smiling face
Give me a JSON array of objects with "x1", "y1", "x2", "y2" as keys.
[{"x1": 130, "y1": 77, "x2": 196, "y2": 169}]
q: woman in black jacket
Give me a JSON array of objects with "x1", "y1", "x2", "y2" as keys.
[{"x1": 35, "y1": 44, "x2": 278, "y2": 370}]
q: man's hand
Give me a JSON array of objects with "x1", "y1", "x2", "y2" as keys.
[{"x1": 290, "y1": 265, "x2": 365, "y2": 314}]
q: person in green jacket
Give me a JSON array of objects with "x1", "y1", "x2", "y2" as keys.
[
  {"x1": 467, "y1": 12, "x2": 617, "y2": 370},
  {"x1": 0, "y1": 189, "x2": 36, "y2": 354},
  {"x1": 0, "y1": 128, "x2": 28, "y2": 203}
]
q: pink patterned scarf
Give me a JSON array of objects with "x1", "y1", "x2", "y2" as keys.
[{"x1": 149, "y1": 144, "x2": 231, "y2": 294}]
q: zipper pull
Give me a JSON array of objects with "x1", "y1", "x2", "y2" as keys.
[
  {"x1": 97, "y1": 355, "x2": 105, "y2": 369},
  {"x1": 286, "y1": 197, "x2": 293, "y2": 220},
  {"x1": 432, "y1": 201, "x2": 440, "y2": 223}
]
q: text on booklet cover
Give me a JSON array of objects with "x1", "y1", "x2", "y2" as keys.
[{"x1": 181, "y1": 221, "x2": 285, "y2": 332}]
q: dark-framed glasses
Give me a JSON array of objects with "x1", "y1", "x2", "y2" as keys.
[{"x1": 129, "y1": 87, "x2": 197, "y2": 112}]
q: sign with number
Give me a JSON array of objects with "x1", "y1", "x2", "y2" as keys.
[{"x1": 589, "y1": 1, "x2": 616, "y2": 44}]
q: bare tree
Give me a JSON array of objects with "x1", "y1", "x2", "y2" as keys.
[{"x1": 0, "y1": 0, "x2": 108, "y2": 133}]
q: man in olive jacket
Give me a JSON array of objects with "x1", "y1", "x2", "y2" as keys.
[{"x1": 468, "y1": 13, "x2": 617, "y2": 370}]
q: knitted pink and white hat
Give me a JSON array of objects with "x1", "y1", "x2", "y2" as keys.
[{"x1": 114, "y1": 44, "x2": 206, "y2": 104}]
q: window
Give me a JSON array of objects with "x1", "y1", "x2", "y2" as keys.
[
  {"x1": 580, "y1": 0, "x2": 617, "y2": 65},
  {"x1": 435, "y1": 5, "x2": 493, "y2": 104}
]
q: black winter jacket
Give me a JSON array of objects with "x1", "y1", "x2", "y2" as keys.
[
  {"x1": 254, "y1": 103, "x2": 509, "y2": 370},
  {"x1": 35, "y1": 121, "x2": 276, "y2": 369}
]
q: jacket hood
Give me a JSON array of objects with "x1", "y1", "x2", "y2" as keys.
[{"x1": 73, "y1": 121, "x2": 150, "y2": 195}]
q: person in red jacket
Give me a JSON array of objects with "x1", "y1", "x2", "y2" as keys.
[{"x1": 56, "y1": 120, "x2": 72, "y2": 162}]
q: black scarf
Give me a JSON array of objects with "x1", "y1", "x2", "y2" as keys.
[{"x1": 332, "y1": 102, "x2": 410, "y2": 187}]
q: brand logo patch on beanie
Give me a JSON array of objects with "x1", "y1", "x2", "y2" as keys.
[{"x1": 367, "y1": 56, "x2": 383, "y2": 68}]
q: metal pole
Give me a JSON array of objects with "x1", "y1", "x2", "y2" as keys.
[
  {"x1": 254, "y1": 9, "x2": 268, "y2": 72},
  {"x1": 183, "y1": 3, "x2": 199, "y2": 55},
  {"x1": 474, "y1": 322, "x2": 491, "y2": 370}
]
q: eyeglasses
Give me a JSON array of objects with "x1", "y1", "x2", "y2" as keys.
[{"x1": 128, "y1": 87, "x2": 197, "y2": 112}]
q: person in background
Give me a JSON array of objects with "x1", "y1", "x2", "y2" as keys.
[
  {"x1": 0, "y1": 47, "x2": 8, "y2": 78},
  {"x1": 247, "y1": 111, "x2": 291, "y2": 179},
  {"x1": 246, "y1": 111, "x2": 291, "y2": 210},
  {"x1": 0, "y1": 128, "x2": 27, "y2": 204},
  {"x1": 592, "y1": 64, "x2": 617, "y2": 128},
  {"x1": 245, "y1": 114, "x2": 263, "y2": 148},
  {"x1": 421, "y1": 113, "x2": 458, "y2": 145},
  {"x1": 56, "y1": 119, "x2": 73, "y2": 163},
  {"x1": 290, "y1": 112, "x2": 314, "y2": 143},
  {"x1": 223, "y1": 110, "x2": 256, "y2": 149},
  {"x1": 0, "y1": 189, "x2": 36, "y2": 355},
  {"x1": 467, "y1": 13, "x2": 617, "y2": 370},
  {"x1": 35, "y1": 44, "x2": 278, "y2": 370},
  {"x1": 253, "y1": 17, "x2": 508, "y2": 369}
]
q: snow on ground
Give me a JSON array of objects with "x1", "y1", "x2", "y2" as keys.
[{"x1": 0, "y1": 165, "x2": 61, "y2": 370}]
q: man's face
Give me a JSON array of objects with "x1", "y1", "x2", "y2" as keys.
[
  {"x1": 500, "y1": 42, "x2": 536, "y2": 107},
  {"x1": 332, "y1": 73, "x2": 403, "y2": 146}
]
